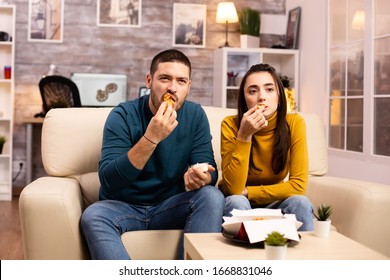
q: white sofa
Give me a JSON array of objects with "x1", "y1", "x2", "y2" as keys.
[{"x1": 19, "y1": 106, "x2": 390, "y2": 259}]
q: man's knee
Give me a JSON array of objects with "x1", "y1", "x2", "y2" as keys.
[{"x1": 199, "y1": 185, "x2": 224, "y2": 202}]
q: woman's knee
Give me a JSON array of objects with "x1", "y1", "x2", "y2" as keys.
[
  {"x1": 287, "y1": 195, "x2": 313, "y2": 212},
  {"x1": 224, "y1": 195, "x2": 251, "y2": 216}
]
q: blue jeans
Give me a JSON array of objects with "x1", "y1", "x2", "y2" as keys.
[
  {"x1": 224, "y1": 195, "x2": 314, "y2": 231},
  {"x1": 81, "y1": 185, "x2": 224, "y2": 260}
]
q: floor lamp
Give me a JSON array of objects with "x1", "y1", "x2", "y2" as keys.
[{"x1": 216, "y1": 2, "x2": 238, "y2": 47}]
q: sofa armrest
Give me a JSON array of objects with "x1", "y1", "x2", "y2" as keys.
[
  {"x1": 307, "y1": 176, "x2": 390, "y2": 257},
  {"x1": 19, "y1": 177, "x2": 89, "y2": 260}
]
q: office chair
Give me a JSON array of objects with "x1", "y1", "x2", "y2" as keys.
[{"x1": 37, "y1": 75, "x2": 82, "y2": 117}]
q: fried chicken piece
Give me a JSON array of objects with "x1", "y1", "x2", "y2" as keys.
[
  {"x1": 163, "y1": 93, "x2": 175, "y2": 112},
  {"x1": 256, "y1": 104, "x2": 266, "y2": 110}
]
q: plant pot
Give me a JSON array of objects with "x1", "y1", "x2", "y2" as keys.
[
  {"x1": 240, "y1": 34, "x2": 260, "y2": 48},
  {"x1": 314, "y1": 219, "x2": 331, "y2": 238},
  {"x1": 265, "y1": 244, "x2": 287, "y2": 260},
  {"x1": 0, "y1": 143, "x2": 3, "y2": 154}
]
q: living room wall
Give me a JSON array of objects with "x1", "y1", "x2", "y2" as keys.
[{"x1": 9, "y1": 0, "x2": 286, "y2": 187}]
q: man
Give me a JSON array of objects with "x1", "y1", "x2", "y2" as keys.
[{"x1": 81, "y1": 49, "x2": 224, "y2": 260}]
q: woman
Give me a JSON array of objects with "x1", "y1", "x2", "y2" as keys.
[{"x1": 219, "y1": 63, "x2": 314, "y2": 231}]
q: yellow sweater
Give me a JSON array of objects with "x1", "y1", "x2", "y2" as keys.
[{"x1": 219, "y1": 112, "x2": 308, "y2": 206}]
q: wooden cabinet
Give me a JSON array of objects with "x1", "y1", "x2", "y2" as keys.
[
  {"x1": 213, "y1": 47, "x2": 300, "y2": 110},
  {"x1": 0, "y1": 4, "x2": 15, "y2": 200}
]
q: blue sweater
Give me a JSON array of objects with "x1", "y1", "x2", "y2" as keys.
[{"x1": 98, "y1": 95, "x2": 218, "y2": 205}]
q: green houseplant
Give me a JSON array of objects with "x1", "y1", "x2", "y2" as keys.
[
  {"x1": 313, "y1": 204, "x2": 333, "y2": 238},
  {"x1": 314, "y1": 204, "x2": 333, "y2": 221},
  {"x1": 238, "y1": 8, "x2": 261, "y2": 48},
  {"x1": 265, "y1": 231, "x2": 288, "y2": 246},
  {"x1": 0, "y1": 136, "x2": 6, "y2": 154},
  {"x1": 264, "y1": 231, "x2": 288, "y2": 260}
]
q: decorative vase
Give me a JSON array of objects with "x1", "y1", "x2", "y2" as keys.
[
  {"x1": 314, "y1": 219, "x2": 331, "y2": 238},
  {"x1": 265, "y1": 244, "x2": 287, "y2": 260},
  {"x1": 240, "y1": 34, "x2": 260, "y2": 48}
]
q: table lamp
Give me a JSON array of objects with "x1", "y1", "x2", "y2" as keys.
[{"x1": 216, "y1": 2, "x2": 238, "y2": 47}]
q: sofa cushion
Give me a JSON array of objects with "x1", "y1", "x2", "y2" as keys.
[
  {"x1": 42, "y1": 107, "x2": 112, "y2": 177},
  {"x1": 73, "y1": 172, "x2": 100, "y2": 207},
  {"x1": 298, "y1": 112, "x2": 328, "y2": 176},
  {"x1": 41, "y1": 107, "x2": 328, "y2": 204},
  {"x1": 202, "y1": 106, "x2": 237, "y2": 171},
  {"x1": 307, "y1": 176, "x2": 390, "y2": 257}
]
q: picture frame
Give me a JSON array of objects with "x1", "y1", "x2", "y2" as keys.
[
  {"x1": 172, "y1": 3, "x2": 206, "y2": 48},
  {"x1": 97, "y1": 0, "x2": 141, "y2": 28},
  {"x1": 285, "y1": 7, "x2": 301, "y2": 49},
  {"x1": 139, "y1": 86, "x2": 150, "y2": 97},
  {"x1": 28, "y1": 0, "x2": 64, "y2": 42}
]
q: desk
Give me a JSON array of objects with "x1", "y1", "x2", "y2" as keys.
[
  {"x1": 23, "y1": 117, "x2": 44, "y2": 185},
  {"x1": 184, "y1": 231, "x2": 389, "y2": 260}
]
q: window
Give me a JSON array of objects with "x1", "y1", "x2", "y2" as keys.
[
  {"x1": 329, "y1": 0, "x2": 390, "y2": 157},
  {"x1": 373, "y1": 0, "x2": 390, "y2": 156}
]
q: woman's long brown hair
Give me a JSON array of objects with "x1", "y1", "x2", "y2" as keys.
[{"x1": 236, "y1": 64, "x2": 291, "y2": 174}]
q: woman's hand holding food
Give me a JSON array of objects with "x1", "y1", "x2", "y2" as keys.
[{"x1": 237, "y1": 105, "x2": 268, "y2": 142}]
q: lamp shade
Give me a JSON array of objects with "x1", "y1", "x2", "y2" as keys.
[
  {"x1": 216, "y1": 2, "x2": 238, "y2": 23},
  {"x1": 352, "y1": 10, "x2": 365, "y2": 30}
]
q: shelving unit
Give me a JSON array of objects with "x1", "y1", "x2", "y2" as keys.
[
  {"x1": 213, "y1": 47, "x2": 300, "y2": 110},
  {"x1": 0, "y1": 4, "x2": 15, "y2": 201}
]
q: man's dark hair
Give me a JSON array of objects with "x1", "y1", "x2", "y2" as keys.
[{"x1": 150, "y1": 49, "x2": 192, "y2": 77}]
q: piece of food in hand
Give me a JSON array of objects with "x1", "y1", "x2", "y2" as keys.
[
  {"x1": 192, "y1": 162, "x2": 209, "y2": 172},
  {"x1": 163, "y1": 93, "x2": 175, "y2": 112},
  {"x1": 256, "y1": 104, "x2": 266, "y2": 110}
]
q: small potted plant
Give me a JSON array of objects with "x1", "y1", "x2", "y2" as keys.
[
  {"x1": 239, "y1": 7, "x2": 260, "y2": 48},
  {"x1": 264, "y1": 231, "x2": 288, "y2": 260},
  {"x1": 0, "y1": 136, "x2": 6, "y2": 154},
  {"x1": 313, "y1": 204, "x2": 333, "y2": 238}
]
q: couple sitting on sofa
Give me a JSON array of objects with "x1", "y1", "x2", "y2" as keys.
[{"x1": 80, "y1": 49, "x2": 314, "y2": 260}]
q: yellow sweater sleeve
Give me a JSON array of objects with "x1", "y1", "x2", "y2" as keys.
[
  {"x1": 219, "y1": 114, "x2": 309, "y2": 206},
  {"x1": 219, "y1": 115, "x2": 252, "y2": 195}
]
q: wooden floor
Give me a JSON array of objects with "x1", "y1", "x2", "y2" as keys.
[{"x1": 0, "y1": 196, "x2": 24, "y2": 260}]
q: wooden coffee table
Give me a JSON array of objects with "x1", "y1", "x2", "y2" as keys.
[{"x1": 184, "y1": 231, "x2": 389, "y2": 260}]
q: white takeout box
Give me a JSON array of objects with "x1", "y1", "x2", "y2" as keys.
[{"x1": 222, "y1": 209, "x2": 301, "y2": 244}]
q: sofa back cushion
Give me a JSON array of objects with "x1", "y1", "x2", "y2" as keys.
[
  {"x1": 41, "y1": 106, "x2": 328, "y2": 207},
  {"x1": 42, "y1": 108, "x2": 111, "y2": 206},
  {"x1": 298, "y1": 112, "x2": 328, "y2": 176},
  {"x1": 42, "y1": 107, "x2": 112, "y2": 177},
  {"x1": 202, "y1": 106, "x2": 237, "y2": 171}
]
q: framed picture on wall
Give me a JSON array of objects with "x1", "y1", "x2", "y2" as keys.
[
  {"x1": 172, "y1": 3, "x2": 206, "y2": 48},
  {"x1": 285, "y1": 7, "x2": 301, "y2": 49},
  {"x1": 97, "y1": 0, "x2": 141, "y2": 27},
  {"x1": 139, "y1": 87, "x2": 150, "y2": 97},
  {"x1": 28, "y1": 0, "x2": 64, "y2": 42}
]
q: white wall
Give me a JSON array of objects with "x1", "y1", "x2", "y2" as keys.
[
  {"x1": 287, "y1": 0, "x2": 389, "y2": 185},
  {"x1": 286, "y1": 0, "x2": 328, "y2": 118}
]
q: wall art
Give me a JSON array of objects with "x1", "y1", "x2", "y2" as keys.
[
  {"x1": 172, "y1": 3, "x2": 206, "y2": 48},
  {"x1": 97, "y1": 0, "x2": 141, "y2": 28},
  {"x1": 28, "y1": 0, "x2": 64, "y2": 42}
]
